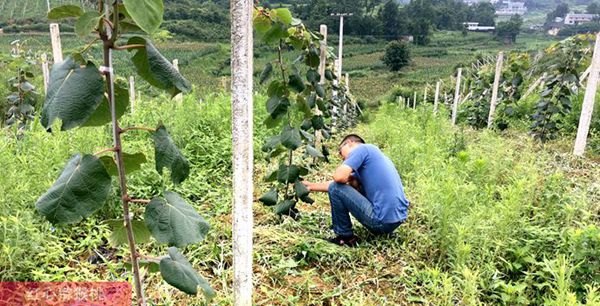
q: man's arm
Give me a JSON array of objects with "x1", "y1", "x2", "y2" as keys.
[
  {"x1": 332, "y1": 164, "x2": 353, "y2": 183},
  {"x1": 303, "y1": 181, "x2": 332, "y2": 192},
  {"x1": 304, "y1": 164, "x2": 356, "y2": 193}
]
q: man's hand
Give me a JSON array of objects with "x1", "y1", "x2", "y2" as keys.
[{"x1": 302, "y1": 181, "x2": 331, "y2": 193}]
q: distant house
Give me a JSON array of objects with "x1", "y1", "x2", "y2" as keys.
[
  {"x1": 462, "y1": 0, "x2": 479, "y2": 6},
  {"x1": 400, "y1": 35, "x2": 414, "y2": 43},
  {"x1": 548, "y1": 27, "x2": 560, "y2": 36},
  {"x1": 564, "y1": 13, "x2": 599, "y2": 25},
  {"x1": 496, "y1": 1, "x2": 527, "y2": 16},
  {"x1": 463, "y1": 22, "x2": 495, "y2": 32}
]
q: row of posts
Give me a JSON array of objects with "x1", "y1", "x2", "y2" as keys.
[{"x1": 404, "y1": 32, "x2": 600, "y2": 157}]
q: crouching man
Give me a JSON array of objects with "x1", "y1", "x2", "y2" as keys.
[{"x1": 303, "y1": 134, "x2": 409, "y2": 247}]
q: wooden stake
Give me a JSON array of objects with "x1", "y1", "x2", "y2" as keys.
[
  {"x1": 345, "y1": 72, "x2": 350, "y2": 91},
  {"x1": 49, "y1": 23, "x2": 63, "y2": 63},
  {"x1": 574, "y1": 32, "x2": 600, "y2": 156},
  {"x1": 318, "y1": 25, "x2": 327, "y2": 84},
  {"x1": 129, "y1": 76, "x2": 136, "y2": 113},
  {"x1": 315, "y1": 24, "x2": 327, "y2": 161},
  {"x1": 41, "y1": 53, "x2": 50, "y2": 94},
  {"x1": 413, "y1": 91, "x2": 417, "y2": 109},
  {"x1": 332, "y1": 59, "x2": 340, "y2": 127},
  {"x1": 423, "y1": 86, "x2": 428, "y2": 104},
  {"x1": 487, "y1": 52, "x2": 504, "y2": 128},
  {"x1": 434, "y1": 81, "x2": 440, "y2": 114},
  {"x1": 231, "y1": 1, "x2": 254, "y2": 305},
  {"x1": 173, "y1": 59, "x2": 183, "y2": 103},
  {"x1": 452, "y1": 68, "x2": 462, "y2": 126}
]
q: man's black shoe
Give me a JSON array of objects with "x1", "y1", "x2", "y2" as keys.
[{"x1": 327, "y1": 235, "x2": 359, "y2": 247}]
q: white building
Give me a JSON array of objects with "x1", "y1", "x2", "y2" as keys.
[
  {"x1": 463, "y1": 22, "x2": 495, "y2": 32},
  {"x1": 496, "y1": 1, "x2": 527, "y2": 16},
  {"x1": 564, "y1": 13, "x2": 598, "y2": 25}
]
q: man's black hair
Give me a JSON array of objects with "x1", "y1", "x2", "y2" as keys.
[{"x1": 339, "y1": 134, "x2": 365, "y2": 146}]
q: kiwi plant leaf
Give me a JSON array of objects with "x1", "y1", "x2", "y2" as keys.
[
  {"x1": 144, "y1": 191, "x2": 210, "y2": 247},
  {"x1": 153, "y1": 125, "x2": 190, "y2": 184},
  {"x1": 128, "y1": 37, "x2": 191, "y2": 97},
  {"x1": 41, "y1": 57, "x2": 105, "y2": 131},
  {"x1": 36, "y1": 154, "x2": 112, "y2": 224},
  {"x1": 122, "y1": 0, "x2": 164, "y2": 34},
  {"x1": 160, "y1": 247, "x2": 215, "y2": 298}
]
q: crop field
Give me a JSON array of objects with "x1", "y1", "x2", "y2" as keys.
[
  {"x1": 1, "y1": 2, "x2": 599, "y2": 305},
  {"x1": 1, "y1": 96, "x2": 599, "y2": 304}
]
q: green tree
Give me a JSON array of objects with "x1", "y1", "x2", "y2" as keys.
[
  {"x1": 587, "y1": 2, "x2": 600, "y2": 14},
  {"x1": 496, "y1": 14, "x2": 523, "y2": 44},
  {"x1": 470, "y1": 2, "x2": 496, "y2": 26},
  {"x1": 379, "y1": 0, "x2": 402, "y2": 40},
  {"x1": 546, "y1": 2, "x2": 569, "y2": 23},
  {"x1": 382, "y1": 40, "x2": 411, "y2": 71}
]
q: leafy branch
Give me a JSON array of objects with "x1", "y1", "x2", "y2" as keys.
[{"x1": 36, "y1": 1, "x2": 212, "y2": 304}]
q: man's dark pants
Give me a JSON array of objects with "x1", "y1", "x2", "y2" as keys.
[{"x1": 328, "y1": 182, "x2": 402, "y2": 237}]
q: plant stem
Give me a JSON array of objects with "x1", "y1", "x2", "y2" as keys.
[
  {"x1": 114, "y1": 44, "x2": 145, "y2": 51},
  {"x1": 120, "y1": 126, "x2": 156, "y2": 134},
  {"x1": 129, "y1": 199, "x2": 151, "y2": 204},
  {"x1": 94, "y1": 147, "x2": 116, "y2": 156},
  {"x1": 101, "y1": 2, "x2": 145, "y2": 305}
]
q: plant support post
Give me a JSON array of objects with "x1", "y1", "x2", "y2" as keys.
[
  {"x1": 487, "y1": 52, "x2": 504, "y2": 128},
  {"x1": 49, "y1": 23, "x2": 63, "y2": 63},
  {"x1": 434, "y1": 81, "x2": 440, "y2": 114},
  {"x1": 172, "y1": 59, "x2": 183, "y2": 103},
  {"x1": 231, "y1": 1, "x2": 254, "y2": 305},
  {"x1": 574, "y1": 33, "x2": 600, "y2": 156},
  {"x1": 129, "y1": 76, "x2": 136, "y2": 113},
  {"x1": 452, "y1": 68, "x2": 462, "y2": 126},
  {"x1": 41, "y1": 53, "x2": 50, "y2": 94},
  {"x1": 413, "y1": 91, "x2": 417, "y2": 109}
]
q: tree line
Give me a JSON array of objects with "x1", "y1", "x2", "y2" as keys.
[{"x1": 288, "y1": 0, "x2": 497, "y2": 45}]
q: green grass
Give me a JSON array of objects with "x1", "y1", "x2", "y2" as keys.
[{"x1": 1, "y1": 90, "x2": 599, "y2": 304}]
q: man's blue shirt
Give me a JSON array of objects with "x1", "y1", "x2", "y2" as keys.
[{"x1": 343, "y1": 144, "x2": 409, "y2": 223}]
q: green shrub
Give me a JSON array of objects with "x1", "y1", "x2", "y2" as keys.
[{"x1": 382, "y1": 40, "x2": 411, "y2": 72}]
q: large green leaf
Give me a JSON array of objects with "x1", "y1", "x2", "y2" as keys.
[
  {"x1": 264, "y1": 23, "x2": 287, "y2": 44},
  {"x1": 261, "y1": 135, "x2": 281, "y2": 153},
  {"x1": 259, "y1": 188, "x2": 278, "y2": 206},
  {"x1": 36, "y1": 154, "x2": 112, "y2": 225},
  {"x1": 48, "y1": 5, "x2": 84, "y2": 19},
  {"x1": 160, "y1": 247, "x2": 215, "y2": 298},
  {"x1": 294, "y1": 181, "x2": 309, "y2": 199},
  {"x1": 128, "y1": 37, "x2": 191, "y2": 97},
  {"x1": 277, "y1": 164, "x2": 300, "y2": 183},
  {"x1": 99, "y1": 152, "x2": 147, "y2": 176},
  {"x1": 82, "y1": 79, "x2": 129, "y2": 127},
  {"x1": 266, "y1": 96, "x2": 290, "y2": 119},
  {"x1": 75, "y1": 11, "x2": 101, "y2": 38},
  {"x1": 153, "y1": 125, "x2": 190, "y2": 184},
  {"x1": 144, "y1": 191, "x2": 209, "y2": 247},
  {"x1": 106, "y1": 219, "x2": 151, "y2": 247},
  {"x1": 273, "y1": 8, "x2": 293, "y2": 25},
  {"x1": 41, "y1": 57, "x2": 105, "y2": 131},
  {"x1": 288, "y1": 74, "x2": 306, "y2": 93},
  {"x1": 306, "y1": 145, "x2": 324, "y2": 159},
  {"x1": 123, "y1": 0, "x2": 164, "y2": 34},
  {"x1": 274, "y1": 199, "x2": 296, "y2": 215},
  {"x1": 280, "y1": 126, "x2": 302, "y2": 150}
]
